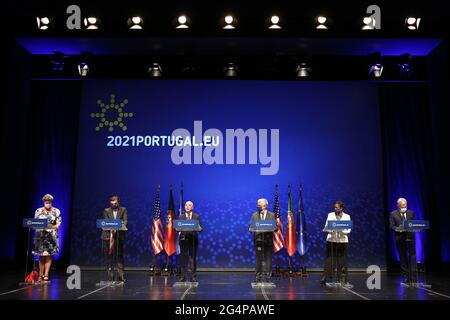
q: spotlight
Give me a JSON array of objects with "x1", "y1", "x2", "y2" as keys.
[
  {"x1": 398, "y1": 54, "x2": 413, "y2": 79},
  {"x1": 296, "y1": 63, "x2": 311, "y2": 78},
  {"x1": 405, "y1": 17, "x2": 421, "y2": 30},
  {"x1": 223, "y1": 15, "x2": 237, "y2": 29},
  {"x1": 362, "y1": 16, "x2": 377, "y2": 30},
  {"x1": 148, "y1": 63, "x2": 162, "y2": 77},
  {"x1": 176, "y1": 15, "x2": 190, "y2": 29},
  {"x1": 78, "y1": 62, "x2": 89, "y2": 77},
  {"x1": 83, "y1": 16, "x2": 99, "y2": 30},
  {"x1": 127, "y1": 16, "x2": 144, "y2": 30},
  {"x1": 368, "y1": 52, "x2": 383, "y2": 78},
  {"x1": 224, "y1": 63, "x2": 239, "y2": 77},
  {"x1": 36, "y1": 17, "x2": 50, "y2": 30},
  {"x1": 50, "y1": 52, "x2": 65, "y2": 73},
  {"x1": 315, "y1": 16, "x2": 328, "y2": 29},
  {"x1": 268, "y1": 15, "x2": 282, "y2": 29}
]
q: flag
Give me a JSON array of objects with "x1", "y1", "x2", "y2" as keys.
[
  {"x1": 296, "y1": 184, "x2": 308, "y2": 256},
  {"x1": 164, "y1": 184, "x2": 177, "y2": 256},
  {"x1": 273, "y1": 184, "x2": 285, "y2": 253},
  {"x1": 151, "y1": 185, "x2": 164, "y2": 255},
  {"x1": 176, "y1": 183, "x2": 184, "y2": 255},
  {"x1": 286, "y1": 185, "x2": 297, "y2": 256}
]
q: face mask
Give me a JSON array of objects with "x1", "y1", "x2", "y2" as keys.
[
  {"x1": 400, "y1": 207, "x2": 407, "y2": 213},
  {"x1": 111, "y1": 204, "x2": 119, "y2": 210},
  {"x1": 334, "y1": 208, "x2": 341, "y2": 214},
  {"x1": 44, "y1": 203, "x2": 52, "y2": 209}
]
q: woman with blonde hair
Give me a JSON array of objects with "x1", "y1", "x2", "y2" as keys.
[{"x1": 32, "y1": 194, "x2": 62, "y2": 282}]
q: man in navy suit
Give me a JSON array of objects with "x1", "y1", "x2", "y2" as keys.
[
  {"x1": 102, "y1": 195, "x2": 128, "y2": 282},
  {"x1": 389, "y1": 197, "x2": 416, "y2": 282}
]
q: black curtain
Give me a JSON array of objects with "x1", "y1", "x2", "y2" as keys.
[
  {"x1": 3, "y1": 39, "x2": 82, "y2": 269},
  {"x1": 427, "y1": 41, "x2": 450, "y2": 271},
  {"x1": 1, "y1": 39, "x2": 31, "y2": 268},
  {"x1": 378, "y1": 82, "x2": 441, "y2": 270},
  {"x1": 14, "y1": 81, "x2": 82, "y2": 268}
]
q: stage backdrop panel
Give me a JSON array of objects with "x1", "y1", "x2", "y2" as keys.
[{"x1": 71, "y1": 80, "x2": 385, "y2": 269}]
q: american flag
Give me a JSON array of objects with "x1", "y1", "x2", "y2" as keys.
[
  {"x1": 273, "y1": 184, "x2": 285, "y2": 252},
  {"x1": 151, "y1": 185, "x2": 164, "y2": 255}
]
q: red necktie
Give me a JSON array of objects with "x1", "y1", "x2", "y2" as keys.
[{"x1": 188, "y1": 213, "x2": 191, "y2": 220}]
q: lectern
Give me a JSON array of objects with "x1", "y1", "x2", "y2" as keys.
[
  {"x1": 323, "y1": 220, "x2": 353, "y2": 289},
  {"x1": 96, "y1": 219, "x2": 127, "y2": 286},
  {"x1": 249, "y1": 220, "x2": 277, "y2": 288},
  {"x1": 396, "y1": 220, "x2": 431, "y2": 288},
  {"x1": 173, "y1": 219, "x2": 202, "y2": 287},
  {"x1": 19, "y1": 218, "x2": 51, "y2": 286}
]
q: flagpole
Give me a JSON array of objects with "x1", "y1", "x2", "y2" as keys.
[
  {"x1": 176, "y1": 182, "x2": 183, "y2": 277},
  {"x1": 298, "y1": 184, "x2": 308, "y2": 277}
]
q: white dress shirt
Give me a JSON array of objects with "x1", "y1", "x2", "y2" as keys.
[
  {"x1": 259, "y1": 210, "x2": 267, "y2": 220},
  {"x1": 323, "y1": 212, "x2": 351, "y2": 243}
]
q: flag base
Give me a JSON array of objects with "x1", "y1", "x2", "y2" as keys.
[
  {"x1": 400, "y1": 281, "x2": 431, "y2": 289},
  {"x1": 96, "y1": 280, "x2": 124, "y2": 287},
  {"x1": 18, "y1": 281, "x2": 51, "y2": 286},
  {"x1": 325, "y1": 282, "x2": 353, "y2": 289},
  {"x1": 251, "y1": 282, "x2": 276, "y2": 288},
  {"x1": 173, "y1": 281, "x2": 199, "y2": 287}
]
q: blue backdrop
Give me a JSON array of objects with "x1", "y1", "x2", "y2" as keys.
[{"x1": 70, "y1": 80, "x2": 386, "y2": 268}]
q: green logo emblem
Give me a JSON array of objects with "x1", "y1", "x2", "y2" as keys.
[{"x1": 90, "y1": 93, "x2": 134, "y2": 132}]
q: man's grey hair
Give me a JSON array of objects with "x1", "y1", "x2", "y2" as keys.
[
  {"x1": 257, "y1": 198, "x2": 269, "y2": 206},
  {"x1": 185, "y1": 200, "x2": 194, "y2": 208},
  {"x1": 397, "y1": 198, "x2": 407, "y2": 205}
]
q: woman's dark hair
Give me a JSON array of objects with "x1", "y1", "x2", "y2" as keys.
[{"x1": 334, "y1": 200, "x2": 344, "y2": 209}]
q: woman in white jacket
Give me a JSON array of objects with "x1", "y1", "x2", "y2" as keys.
[{"x1": 319, "y1": 200, "x2": 351, "y2": 285}]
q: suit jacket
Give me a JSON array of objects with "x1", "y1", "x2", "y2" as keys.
[
  {"x1": 178, "y1": 212, "x2": 202, "y2": 239},
  {"x1": 389, "y1": 209, "x2": 414, "y2": 238},
  {"x1": 249, "y1": 211, "x2": 276, "y2": 243},
  {"x1": 101, "y1": 206, "x2": 128, "y2": 241}
]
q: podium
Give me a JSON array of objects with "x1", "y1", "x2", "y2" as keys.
[
  {"x1": 173, "y1": 219, "x2": 201, "y2": 287},
  {"x1": 396, "y1": 220, "x2": 431, "y2": 288},
  {"x1": 323, "y1": 220, "x2": 353, "y2": 289},
  {"x1": 19, "y1": 218, "x2": 52, "y2": 286},
  {"x1": 96, "y1": 219, "x2": 127, "y2": 286},
  {"x1": 249, "y1": 220, "x2": 277, "y2": 288}
]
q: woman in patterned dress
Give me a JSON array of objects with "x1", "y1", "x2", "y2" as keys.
[{"x1": 33, "y1": 194, "x2": 62, "y2": 282}]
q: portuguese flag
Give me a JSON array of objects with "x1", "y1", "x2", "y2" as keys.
[
  {"x1": 286, "y1": 185, "x2": 297, "y2": 256},
  {"x1": 164, "y1": 184, "x2": 177, "y2": 256}
]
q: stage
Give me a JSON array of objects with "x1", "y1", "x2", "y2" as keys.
[{"x1": 1, "y1": 271, "x2": 449, "y2": 300}]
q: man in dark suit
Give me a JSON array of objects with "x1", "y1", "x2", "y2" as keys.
[
  {"x1": 102, "y1": 195, "x2": 128, "y2": 282},
  {"x1": 249, "y1": 198, "x2": 276, "y2": 283},
  {"x1": 389, "y1": 197, "x2": 416, "y2": 282},
  {"x1": 178, "y1": 201, "x2": 202, "y2": 282}
]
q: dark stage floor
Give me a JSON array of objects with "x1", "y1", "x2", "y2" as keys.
[{"x1": 1, "y1": 271, "x2": 450, "y2": 300}]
